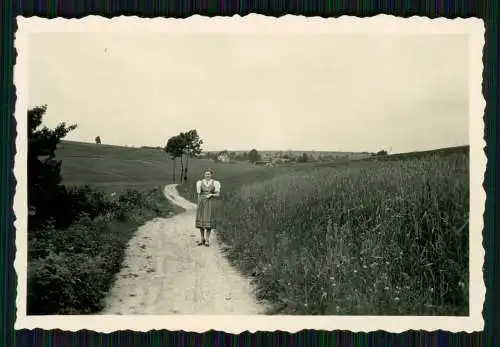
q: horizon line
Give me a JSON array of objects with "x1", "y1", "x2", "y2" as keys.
[{"x1": 60, "y1": 139, "x2": 470, "y2": 156}]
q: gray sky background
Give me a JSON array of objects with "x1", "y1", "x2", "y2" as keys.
[{"x1": 28, "y1": 32, "x2": 469, "y2": 153}]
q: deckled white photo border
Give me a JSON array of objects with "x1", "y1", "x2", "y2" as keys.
[{"x1": 13, "y1": 14, "x2": 486, "y2": 333}]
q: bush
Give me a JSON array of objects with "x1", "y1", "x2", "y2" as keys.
[
  {"x1": 216, "y1": 151, "x2": 469, "y2": 315},
  {"x1": 51, "y1": 186, "x2": 116, "y2": 229},
  {"x1": 27, "y1": 187, "x2": 180, "y2": 315},
  {"x1": 28, "y1": 252, "x2": 110, "y2": 314},
  {"x1": 28, "y1": 105, "x2": 77, "y2": 231}
]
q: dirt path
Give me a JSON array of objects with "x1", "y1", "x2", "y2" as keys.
[{"x1": 101, "y1": 184, "x2": 265, "y2": 315}]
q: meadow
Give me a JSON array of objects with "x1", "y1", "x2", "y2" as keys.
[
  {"x1": 56, "y1": 141, "x2": 271, "y2": 194},
  {"x1": 180, "y1": 146, "x2": 470, "y2": 316},
  {"x1": 48, "y1": 141, "x2": 469, "y2": 316}
]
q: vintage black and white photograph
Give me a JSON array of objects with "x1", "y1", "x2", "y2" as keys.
[{"x1": 14, "y1": 15, "x2": 485, "y2": 333}]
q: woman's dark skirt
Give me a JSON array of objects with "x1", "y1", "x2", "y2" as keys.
[{"x1": 195, "y1": 196, "x2": 216, "y2": 229}]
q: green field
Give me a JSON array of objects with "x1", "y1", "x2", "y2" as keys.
[
  {"x1": 56, "y1": 141, "x2": 469, "y2": 316},
  {"x1": 56, "y1": 141, "x2": 274, "y2": 194}
]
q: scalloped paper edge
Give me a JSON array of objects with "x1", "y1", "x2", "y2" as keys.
[{"x1": 12, "y1": 14, "x2": 486, "y2": 334}]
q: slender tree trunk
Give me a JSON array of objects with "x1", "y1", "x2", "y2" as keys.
[
  {"x1": 179, "y1": 155, "x2": 184, "y2": 183},
  {"x1": 185, "y1": 154, "x2": 189, "y2": 182},
  {"x1": 172, "y1": 158, "x2": 176, "y2": 181}
]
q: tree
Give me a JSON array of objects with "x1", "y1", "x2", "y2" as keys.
[
  {"x1": 181, "y1": 129, "x2": 203, "y2": 182},
  {"x1": 164, "y1": 135, "x2": 184, "y2": 182},
  {"x1": 164, "y1": 129, "x2": 203, "y2": 183},
  {"x1": 28, "y1": 105, "x2": 77, "y2": 229},
  {"x1": 297, "y1": 153, "x2": 309, "y2": 163},
  {"x1": 248, "y1": 149, "x2": 261, "y2": 163}
]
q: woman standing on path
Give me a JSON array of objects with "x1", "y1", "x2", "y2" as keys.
[{"x1": 195, "y1": 169, "x2": 221, "y2": 247}]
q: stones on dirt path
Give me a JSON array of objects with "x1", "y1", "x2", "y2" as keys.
[{"x1": 121, "y1": 273, "x2": 139, "y2": 279}]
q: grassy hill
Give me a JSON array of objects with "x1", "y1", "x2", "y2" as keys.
[
  {"x1": 56, "y1": 141, "x2": 270, "y2": 194},
  {"x1": 57, "y1": 140, "x2": 469, "y2": 198}
]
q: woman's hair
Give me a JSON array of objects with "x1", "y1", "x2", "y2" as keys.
[{"x1": 203, "y1": 168, "x2": 214, "y2": 175}]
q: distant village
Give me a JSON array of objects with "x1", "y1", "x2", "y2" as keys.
[
  {"x1": 138, "y1": 145, "x2": 384, "y2": 166},
  {"x1": 197, "y1": 149, "x2": 375, "y2": 166}
]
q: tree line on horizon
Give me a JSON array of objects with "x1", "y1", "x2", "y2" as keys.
[{"x1": 92, "y1": 132, "x2": 389, "y2": 163}]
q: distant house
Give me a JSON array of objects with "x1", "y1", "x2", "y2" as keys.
[
  {"x1": 272, "y1": 158, "x2": 290, "y2": 165},
  {"x1": 255, "y1": 160, "x2": 270, "y2": 166},
  {"x1": 217, "y1": 150, "x2": 231, "y2": 163}
]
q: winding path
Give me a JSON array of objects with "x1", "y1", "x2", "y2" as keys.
[{"x1": 101, "y1": 184, "x2": 264, "y2": 315}]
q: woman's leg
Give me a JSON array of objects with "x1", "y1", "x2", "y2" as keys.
[
  {"x1": 198, "y1": 228, "x2": 206, "y2": 245},
  {"x1": 205, "y1": 229, "x2": 211, "y2": 246}
]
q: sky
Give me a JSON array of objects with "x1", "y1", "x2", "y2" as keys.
[{"x1": 28, "y1": 32, "x2": 469, "y2": 153}]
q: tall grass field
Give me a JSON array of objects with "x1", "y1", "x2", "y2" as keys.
[{"x1": 184, "y1": 147, "x2": 470, "y2": 315}]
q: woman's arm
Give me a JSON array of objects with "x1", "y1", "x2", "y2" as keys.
[
  {"x1": 211, "y1": 181, "x2": 221, "y2": 198},
  {"x1": 196, "y1": 181, "x2": 201, "y2": 196}
]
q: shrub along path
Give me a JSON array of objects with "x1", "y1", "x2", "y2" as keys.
[{"x1": 100, "y1": 184, "x2": 265, "y2": 315}]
